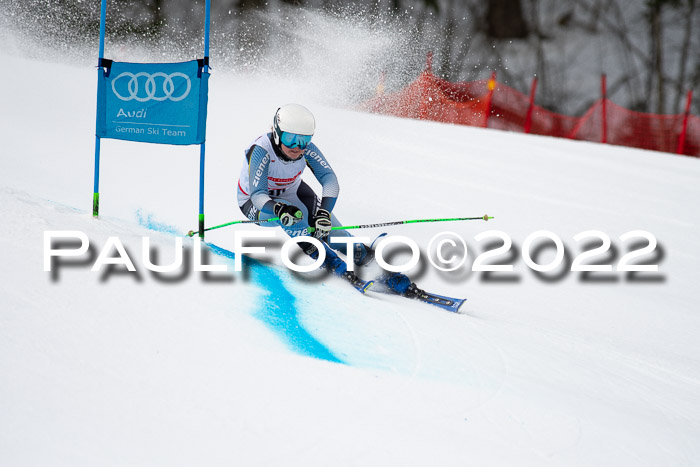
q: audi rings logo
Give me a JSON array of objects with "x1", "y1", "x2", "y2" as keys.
[{"x1": 111, "y1": 71, "x2": 191, "y2": 102}]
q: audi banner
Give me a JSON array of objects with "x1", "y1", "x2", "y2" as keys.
[{"x1": 96, "y1": 60, "x2": 209, "y2": 145}]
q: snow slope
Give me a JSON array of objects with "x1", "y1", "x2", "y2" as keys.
[{"x1": 1, "y1": 45, "x2": 700, "y2": 466}]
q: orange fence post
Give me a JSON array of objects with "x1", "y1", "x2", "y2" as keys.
[
  {"x1": 484, "y1": 71, "x2": 497, "y2": 128},
  {"x1": 524, "y1": 76, "x2": 538, "y2": 133},
  {"x1": 416, "y1": 52, "x2": 434, "y2": 120},
  {"x1": 376, "y1": 71, "x2": 385, "y2": 97},
  {"x1": 425, "y1": 51, "x2": 433, "y2": 73},
  {"x1": 601, "y1": 74, "x2": 608, "y2": 144},
  {"x1": 677, "y1": 90, "x2": 693, "y2": 155}
]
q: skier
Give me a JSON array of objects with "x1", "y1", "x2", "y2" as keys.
[{"x1": 236, "y1": 103, "x2": 423, "y2": 296}]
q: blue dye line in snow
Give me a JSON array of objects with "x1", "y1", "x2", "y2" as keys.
[
  {"x1": 207, "y1": 244, "x2": 344, "y2": 364},
  {"x1": 136, "y1": 210, "x2": 182, "y2": 236},
  {"x1": 136, "y1": 212, "x2": 344, "y2": 364}
]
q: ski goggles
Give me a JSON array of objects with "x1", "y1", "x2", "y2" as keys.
[{"x1": 280, "y1": 131, "x2": 313, "y2": 149}]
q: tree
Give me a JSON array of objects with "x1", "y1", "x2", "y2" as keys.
[
  {"x1": 235, "y1": 0, "x2": 268, "y2": 12},
  {"x1": 673, "y1": 0, "x2": 696, "y2": 113},
  {"x1": 486, "y1": 0, "x2": 529, "y2": 39}
]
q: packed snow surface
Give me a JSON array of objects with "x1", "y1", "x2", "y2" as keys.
[{"x1": 1, "y1": 45, "x2": 700, "y2": 466}]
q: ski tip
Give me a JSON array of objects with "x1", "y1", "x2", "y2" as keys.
[
  {"x1": 454, "y1": 298, "x2": 467, "y2": 313},
  {"x1": 362, "y1": 280, "x2": 374, "y2": 294},
  {"x1": 369, "y1": 233, "x2": 388, "y2": 250}
]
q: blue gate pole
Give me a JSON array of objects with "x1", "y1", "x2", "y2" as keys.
[
  {"x1": 198, "y1": 0, "x2": 211, "y2": 238},
  {"x1": 93, "y1": 136, "x2": 101, "y2": 217},
  {"x1": 198, "y1": 143, "x2": 206, "y2": 238},
  {"x1": 204, "y1": 0, "x2": 211, "y2": 59},
  {"x1": 93, "y1": 0, "x2": 107, "y2": 217}
]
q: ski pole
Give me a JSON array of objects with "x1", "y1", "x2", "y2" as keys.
[
  {"x1": 186, "y1": 217, "x2": 280, "y2": 237},
  {"x1": 308, "y1": 214, "x2": 493, "y2": 233}
]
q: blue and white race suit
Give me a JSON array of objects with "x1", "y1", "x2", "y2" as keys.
[{"x1": 237, "y1": 133, "x2": 369, "y2": 262}]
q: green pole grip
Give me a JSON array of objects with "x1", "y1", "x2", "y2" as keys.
[{"x1": 92, "y1": 193, "x2": 100, "y2": 217}]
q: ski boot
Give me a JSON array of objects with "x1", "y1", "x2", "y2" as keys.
[{"x1": 375, "y1": 271, "x2": 427, "y2": 299}]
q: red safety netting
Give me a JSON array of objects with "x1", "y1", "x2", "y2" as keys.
[
  {"x1": 362, "y1": 72, "x2": 491, "y2": 128},
  {"x1": 598, "y1": 100, "x2": 697, "y2": 154},
  {"x1": 362, "y1": 70, "x2": 699, "y2": 158},
  {"x1": 488, "y1": 80, "x2": 583, "y2": 138}
]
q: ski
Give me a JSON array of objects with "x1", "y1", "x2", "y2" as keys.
[
  {"x1": 342, "y1": 272, "x2": 374, "y2": 294},
  {"x1": 408, "y1": 290, "x2": 466, "y2": 313},
  {"x1": 371, "y1": 284, "x2": 466, "y2": 313}
]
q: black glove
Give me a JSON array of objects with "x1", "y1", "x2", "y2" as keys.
[
  {"x1": 273, "y1": 202, "x2": 303, "y2": 227},
  {"x1": 311, "y1": 208, "x2": 332, "y2": 239}
]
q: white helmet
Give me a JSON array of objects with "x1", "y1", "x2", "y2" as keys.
[{"x1": 272, "y1": 104, "x2": 315, "y2": 148}]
